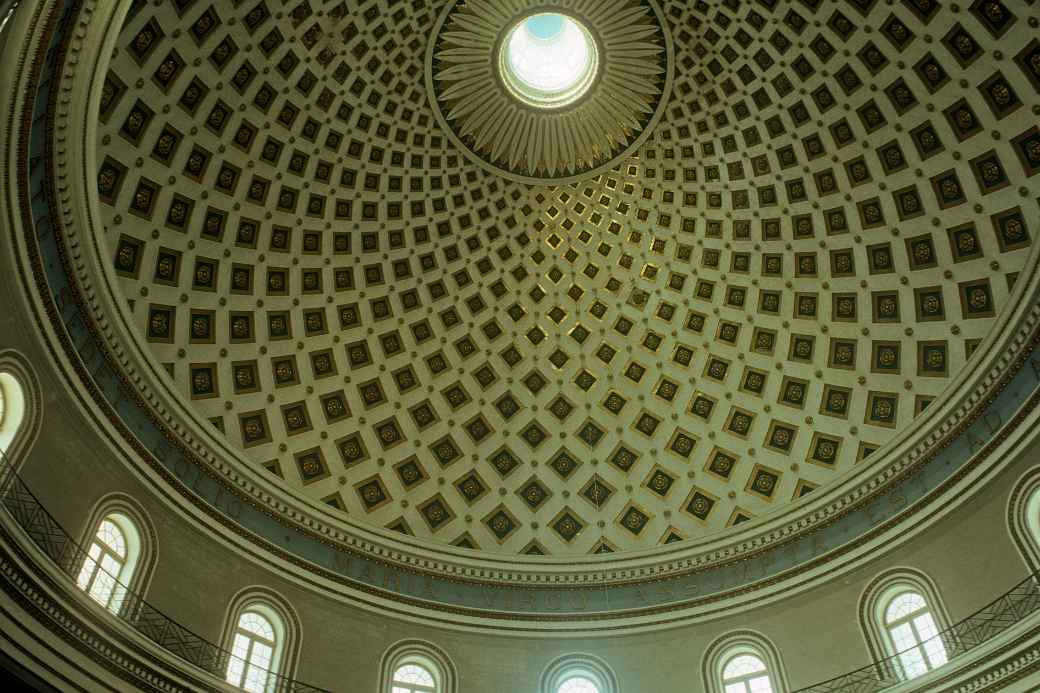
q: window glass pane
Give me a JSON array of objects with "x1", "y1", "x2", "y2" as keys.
[
  {"x1": 885, "y1": 592, "x2": 927, "y2": 623},
  {"x1": 913, "y1": 612, "x2": 939, "y2": 640},
  {"x1": 238, "y1": 611, "x2": 275, "y2": 640},
  {"x1": 251, "y1": 641, "x2": 273, "y2": 669},
  {"x1": 77, "y1": 516, "x2": 136, "y2": 613},
  {"x1": 231, "y1": 633, "x2": 251, "y2": 659},
  {"x1": 723, "y1": 654, "x2": 767, "y2": 679},
  {"x1": 109, "y1": 585, "x2": 128, "y2": 613},
  {"x1": 393, "y1": 664, "x2": 435, "y2": 685},
  {"x1": 884, "y1": 593, "x2": 948, "y2": 678},
  {"x1": 506, "y1": 15, "x2": 592, "y2": 93},
  {"x1": 242, "y1": 664, "x2": 268, "y2": 693},
  {"x1": 888, "y1": 622, "x2": 918, "y2": 652},
  {"x1": 97, "y1": 519, "x2": 127, "y2": 558},
  {"x1": 557, "y1": 676, "x2": 600, "y2": 693},
  {"x1": 748, "y1": 674, "x2": 773, "y2": 693},
  {"x1": 76, "y1": 554, "x2": 97, "y2": 589},
  {"x1": 99, "y1": 552, "x2": 122, "y2": 576},
  {"x1": 922, "y1": 636, "x2": 948, "y2": 668},
  {"x1": 87, "y1": 569, "x2": 116, "y2": 606},
  {"x1": 724, "y1": 684, "x2": 745, "y2": 693},
  {"x1": 227, "y1": 611, "x2": 279, "y2": 692},
  {"x1": 898, "y1": 648, "x2": 928, "y2": 679},
  {"x1": 225, "y1": 646, "x2": 246, "y2": 687}
]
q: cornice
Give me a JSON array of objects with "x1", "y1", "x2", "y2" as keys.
[{"x1": 0, "y1": 512, "x2": 217, "y2": 692}]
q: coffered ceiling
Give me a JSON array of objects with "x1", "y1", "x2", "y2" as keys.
[{"x1": 95, "y1": 0, "x2": 1040, "y2": 555}]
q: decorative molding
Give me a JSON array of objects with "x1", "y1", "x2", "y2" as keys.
[
  {"x1": 6, "y1": 0, "x2": 1040, "y2": 631},
  {"x1": 702, "y1": 630, "x2": 790, "y2": 693},
  {"x1": 75, "y1": 492, "x2": 160, "y2": 618},
  {"x1": 1006, "y1": 466, "x2": 1040, "y2": 574},
  {"x1": 948, "y1": 641, "x2": 1040, "y2": 693},
  {"x1": 0, "y1": 521, "x2": 205, "y2": 692},
  {"x1": 0, "y1": 348, "x2": 44, "y2": 469},
  {"x1": 539, "y1": 653, "x2": 618, "y2": 693},
  {"x1": 426, "y1": 0, "x2": 673, "y2": 182},
  {"x1": 218, "y1": 586, "x2": 304, "y2": 688},
  {"x1": 378, "y1": 639, "x2": 459, "y2": 693},
  {"x1": 856, "y1": 566, "x2": 952, "y2": 670}
]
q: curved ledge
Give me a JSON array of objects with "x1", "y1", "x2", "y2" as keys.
[
  {"x1": 0, "y1": 449, "x2": 330, "y2": 692},
  {"x1": 7, "y1": 0, "x2": 1040, "y2": 632},
  {"x1": 796, "y1": 571, "x2": 1040, "y2": 692}
]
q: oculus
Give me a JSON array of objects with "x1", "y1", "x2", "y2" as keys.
[
  {"x1": 428, "y1": 0, "x2": 672, "y2": 181},
  {"x1": 500, "y1": 13, "x2": 598, "y2": 109}
]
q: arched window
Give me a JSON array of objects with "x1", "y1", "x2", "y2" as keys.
[
  {"x1": 0, "y1": 370, "x2": 27, "y2": 458},
  {"x1": 75, "y1": 496, "x2": 156, "y2": 616},
  {"x1": 882, "y1": 591, "x2": 947, "y2": 679},
  {"x1": 381, "y1": 641, "x2": 457, "y2": 693},
  {"x1": 859, "y1": 569, "x2": 952, "y2": 682},
  {"x1": 721, "y1": 652, "x2": 773, "y2": 693},
  {"x1": 221, "y1": 591, "x2": 300, "y2": 693},
  {"x1": 540, "y1": 654, "x2": 617, "y2": 693},
  {"x1": 390, "y1": 662, "x2": 437, "y2": 693},
  {"x1": 225, "y1": 609, "x2": 281, "y2": 692},
  {"x1": 75, "y1": 512, "x2": 141, "y2": 614},
  {"x1": 703, "y1": 632, "x2": 787, "y2": 693},
  {"x1": 1008, "y1": 467, "x2": 1040, "y2": 573},
  {"x1": 0, "y1": 351, "x2": 41, "y2": 467}
]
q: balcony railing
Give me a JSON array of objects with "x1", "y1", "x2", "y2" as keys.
[
  {"x1": 0, "y1": 451, "x2": 330, "y2": 693},
  {"x1": 3, "y1": 444, "x2": 1038, "y2": 693},
  {"x1": 793, "y1": 571, "x2": 1040, "y2": 692}
]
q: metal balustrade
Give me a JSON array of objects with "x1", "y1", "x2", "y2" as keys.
[
  {"x1": 794, "y1": 572, "x2": 1040, "y2": 692},
  {"x1": 0, "y1": 451, "x2": 330, "y2": 693},
  {"x1": 3, "y1": 446, "x2": 1038, "y2": 693}
]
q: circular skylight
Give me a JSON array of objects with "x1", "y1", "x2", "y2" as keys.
[{"x1": 500, "y1": 13, "x2": 597, "y2": 108}]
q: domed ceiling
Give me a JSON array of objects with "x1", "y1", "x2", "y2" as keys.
[{"x1": 94, "y1": 0, "x2": 1040, "y2": 556}]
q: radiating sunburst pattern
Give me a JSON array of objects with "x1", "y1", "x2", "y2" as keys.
[{"x1": 429, "y1": 0, "x2": 671, "y2": 181}]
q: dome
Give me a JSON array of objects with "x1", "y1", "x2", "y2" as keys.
[
  {"x1": 3, "y1": 0, "x2": 1040, "y2": 690},
  {"x1": 85, "y1": 0, "x2": 1036, "y2": 559}
]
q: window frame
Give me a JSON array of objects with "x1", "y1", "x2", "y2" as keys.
[
  {"x1": 225, "y1": 607, "x2": 283, "y2": 693},
  {"x1": 380, "y1": 640, "x2": 457, "y2": 693},
  {"x1": 220, "y1": 589, "x2": 301, "y2": 693},
  {"x1": 721, "y1": 651, "x2": 774, "y2": 693},
  {"x1": 702, "y1": 631, "x2": 788, "y2": 693},
  {"x1": 0, "y1": 371, "x2": 25, "y2": 456},
  {"x1": 76, "y1": 513, "x2": 137, "y2": 613},
  {"x1": 1008, "y1": 466, "x2": 1040, "y2": 573},
  {"x1": 389, "y1": 661, "x2": 438, "y2": 693},
  {"x1": 859, "y1": 568, "x2": 952, "y2": 682},
  {"x1": 881, "y1": 589, "x2": 948, "y2": 679},
  {"x1": 74, "y1": 495, "x2": 156, "y2": 618},
  {"x1": 0, "y1": 350, "x2": 41, "y2": 466},
  {"x1": 539, "y1": 654, "x2": 617, "y2": 693}
]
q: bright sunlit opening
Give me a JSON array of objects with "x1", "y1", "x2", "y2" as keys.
[{"x1": 501, "y1": 13, "x2": 597, "y2": 108}]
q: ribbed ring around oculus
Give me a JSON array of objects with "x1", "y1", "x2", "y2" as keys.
[{"x1": 427, "y1": 0, "x2": 673, "y2": 183}]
